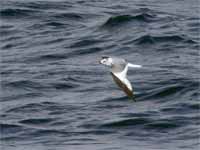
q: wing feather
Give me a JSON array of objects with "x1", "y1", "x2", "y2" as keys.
[{"x1": 111, "y1": 72, "x2": 134, "y2": 99}]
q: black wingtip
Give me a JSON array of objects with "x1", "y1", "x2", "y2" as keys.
[
  {"x1": 101, "y1": 55, "x2": 110, "y2": 59},
  {"x1": 128, "y1": 95, "x2": 136, "y2": 102}
]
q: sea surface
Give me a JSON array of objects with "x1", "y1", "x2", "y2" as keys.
[{"x1": 0, "y1": 0, "x2": 200, "y2": 150}]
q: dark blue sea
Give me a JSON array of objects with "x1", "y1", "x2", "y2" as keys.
[{"x1": 0, "y1": 0, "x2": 200, "y2": 149}]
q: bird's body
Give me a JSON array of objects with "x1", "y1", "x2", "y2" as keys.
[{"x1": 100, "y1": 56, "x2": 142, "y2": 99}]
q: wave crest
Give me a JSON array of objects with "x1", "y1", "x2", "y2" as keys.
[{"x1": 102, "y1": 13, "x2": 155, "y2": 27}]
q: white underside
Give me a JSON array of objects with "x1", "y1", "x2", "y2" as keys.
[{"x1": 113, "y1": 65, "x2": 133, "y2": 91}]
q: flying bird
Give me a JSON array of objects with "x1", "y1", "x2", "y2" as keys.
[{"x1": 100, "y1": 56, "x2": 142, "y2": 100}]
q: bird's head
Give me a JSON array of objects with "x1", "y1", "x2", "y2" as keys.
[{"x1": 99, "y1": 56, "x2": 113, "y2": 66}]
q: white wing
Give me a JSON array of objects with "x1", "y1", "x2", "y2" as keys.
[
  {"x1": 112, "y1": 65, "x2": 132, "y2": 91},
  {"x1": 128, "y1": 63, "x2": 142, "y2": 68}
]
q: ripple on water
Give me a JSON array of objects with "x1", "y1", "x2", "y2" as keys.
[
  {"x1": 102, "y1": 13, "x2": 156, "y2": 27},
  {"x1": 19, "y1": 118, "x2": 55, "y2": 126},
  {"x1": 101, "y1": 118, "x2": 152, "y2": 128},
  {"x1": 1, "y1": 0, "x2": 199, "y2": 149},
  {"x1": 0, "y1": 8, "x2": 41, "y2": 19},
  {"x1": 131, "y1": 34, "x2": 196, "y2": 45}
]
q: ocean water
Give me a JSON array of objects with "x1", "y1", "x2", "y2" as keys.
[{"x1": 0, "y1": 0, "x2": 199, "y2": 150}]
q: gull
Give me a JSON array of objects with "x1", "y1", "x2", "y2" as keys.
[{"x1": 99, "y1": 56, "x2": 142, "y2": 99}]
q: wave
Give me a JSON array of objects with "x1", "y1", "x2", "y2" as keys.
[
  {"x1": 136, "y1": 78, "x2": 199, "y2": 101},
  {"x1": 2, "y1": 80, "x2": 45, "y2": 90},
  {"x1": 144, "y1": 120, "x2": 180, "y2": 130},
  {"x1": 132, "y1": 34, "x2": 196, "y2": 45},
  {"x1": 6, "y1": 101, "x2": 60, "y2": 113},
  {"x1": 38, "y1": 53, "x2": 68, "y2": 60},
  {"x1": 0, "y1": 123, "x2": 24, "y2": 135},
  {"x1": 29, "y1": 129, "x2": 68, "y2": 137},
  {"x1": 19, "y1": 1, "x2": 71, "y2": 10},
  {"x1": 161, "y1": 103, "x2": 200, "y2": 114},
  {"x1": 0, "y1": 8, "x2": 39, "y2": 19},
  {"x1": 137, "y1": 84, "x2": 185, "y2": 101},
  {"x1": 65, "y1": 47, "x2": 103, "y2": 57},
  {"x1": 101, "y1": 118, "x2": 152, "y2": 128},
  {"x1": 100, "y1": 116, "x2": 194, "y2": 131},
  {"x1": 102, "y1": 13, "x2": 155, "y2": 27},
  {"x1": 53, "y1": 12, "x2": 83, "y2": 20},
  {"x1": 19, "y1": 118, "x2": 54, "y2": 125},
  {"x1": 6, "y1": 103, "x2": 46, "y2": 113},
  {"x1": 70, "y1": 39, "x2": 102, "y2": 48},
  {"x1": 45, "y1": 21, "x2": 66, "y2": 27},
  {"x1": 144, "y1": 116, "x2": 197, "y2": 130},
  {"x1": 2, "y1": 79, "x2": 78, "y2": 94},
  {"x1": 148, "y1": 84, "x2": 185, "y2": 98},
  {"x1": 1, "y1": 92, "x2": 42, "y2": 102},
  {"x1": 52, "y1": 82, "x2": 78, "y2": 90},
  {"x1": 26, "y1": 42, "x2": 103, "y2": 62}
]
